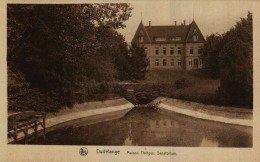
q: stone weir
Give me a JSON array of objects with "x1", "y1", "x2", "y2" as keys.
[
  {"x1": 149, "y1": 97, "x2": 253, "y2": 127},
  {"x1": 8, "y1": 98, "x2": 134, "y2": 144}
]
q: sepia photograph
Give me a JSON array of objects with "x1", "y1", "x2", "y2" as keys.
[
  {"x1": 6, "y1": 2, "x2": 253, "y2": 147},
  {"x1": 2, "y1": 0, "x2": 260, "y2": 161}
]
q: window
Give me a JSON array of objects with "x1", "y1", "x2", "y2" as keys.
[
  {"x1": 144, "y1": 47, "x2": 148, "y2": 54},
  {"x1": 155, "y1": 37, "x2": 166, "y2": 41},
  {"x1": 138, "y1": 36, "x2": 143, "y2": 42},
  {"x1": 198, "y1": 46, "x2": 202, "y2": 54},
  {"x1": 193, "y1": 35, "x2": 198, "y2": 41},
  {"x1": 163, "y1": 59, "x2": 167, "y2": 66},
  {"x1": 175, "y1": 37, "x2": 181, "y2": 41},
  {"x1": 170, "y1": 48, "x2": 174, "y2": 55},
  {"x1": 178, "y1": 59, "x2": 182, "y2": 66},
  {"x1": 190, "y1": 47, "x2": 194, "y2": 54},
  {"x1": 193, "y1": 29, "x2": 198, "y2": 41},
  {"x1": 170, "y1": 36, "x2": 181, "y2": 41},
  {"x1": 155, "y1": 47, "x2": 159, "y2": 55},
  {"x1": 200, "y1": 60, "x2": 202, "y2": 65},
  {"x1": 155, "y1": 59, "x2": 159, "y2": 66},
  {"x1": 178, "y1": 47, "x2": 182, "y2": 55},
  {"x1": 156, "y1": 121, "x2": 159, "y2": 128},
  {"x1": 163, "y1": 47, "x2": 166, "y2": 55},
  {"x1": 171, "y1": 59, "x2": 174, "y2": 66},
  {"x1": 189, "y1": 59, "x2": 192, "y2": 66}
]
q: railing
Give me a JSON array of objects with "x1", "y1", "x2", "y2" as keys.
[{"x1": 8, "y1": 111, "x2": 46, "y2": 144}]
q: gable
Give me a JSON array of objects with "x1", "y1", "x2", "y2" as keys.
[
  {"x1": 132, "y1": 20, "x2": 206, "y2": 44},
  {"x1": 132, "y1": 21, "x2": 151, "y2": 43},
  {"x1": 185, "y1": 21, "x2": 206, "y2": 43}
]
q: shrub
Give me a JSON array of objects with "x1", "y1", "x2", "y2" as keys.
[
  {"x1": 173, "y1": 78, "x2": 192, "y2": 89},
  {"x1": 8, "y1": 68, "x2": 62, "y2": 112}
]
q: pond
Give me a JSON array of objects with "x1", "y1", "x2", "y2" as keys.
[{"x1": 34, "y1": 107, "x2": 252, "y2": 147}]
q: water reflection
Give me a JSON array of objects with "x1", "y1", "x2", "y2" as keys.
[
  {"x1": 200, "y1": 137, "x2": 219, "y2": 147},
  {"x1": 36, "y1": 107, "x2": 252, "y2": 147}
]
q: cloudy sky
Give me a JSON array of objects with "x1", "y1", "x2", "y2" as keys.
[{"x1": 118, "y1": 1, "x2": 254, "y2": 43}]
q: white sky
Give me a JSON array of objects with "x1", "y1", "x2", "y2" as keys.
[{"x1": 118, "y1": 1, "x2": 254, "y2": 43}]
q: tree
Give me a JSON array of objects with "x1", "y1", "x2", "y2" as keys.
[
  {"x1": 7, "y1": 4, "x2": 132, "y2": 111},
  {"x1": 94, "y1": 26, "x2": 131, "y2": 80},
  {"x1": 8, "y1": 4, "x2": 132, "y2": 86},
  {"x1": 129, "y1": 43, "x2": 149, "y2": 80},
  {"x1": 217, "y1": 12, "x2": 253, "y2": 108},
  {"x1": 201, "y1": 33, "x2": 223, "y2": 78}
]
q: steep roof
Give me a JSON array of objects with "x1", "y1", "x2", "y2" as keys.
[
  {"x1": 185, "y1": 20, "x2": 206, "y2": 43},
  {"x1": 132, "y1": 21, "x2": 151, "y2": 43},
  {"x1": 132, "y1": 20, "x2": 206, "y2": 44}
]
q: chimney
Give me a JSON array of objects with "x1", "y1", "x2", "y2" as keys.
[
  {"x1": 149, "y1": 21, "x2": 151, "y2": 27},
  {"x1": 174, "y1": 21, "x2": 177, "y2": 26},
  {"x1": 183, "y1": 20, "x2": 186, "y2": 25}
]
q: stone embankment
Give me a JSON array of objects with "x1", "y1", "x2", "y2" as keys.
[
  {"x1": 8, "y1": 97, "x2": 134, "y2": 143},
  {"x1": 149, "y1": 97, "x2": 253, "y2": 127}
]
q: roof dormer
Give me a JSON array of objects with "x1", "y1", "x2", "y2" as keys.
[
  {"x1": 193, "y1": 29, "x2": 199, "y2": 41},
  {"x1": 138, "y1": 35, "x2": 144, "y2": 42}
]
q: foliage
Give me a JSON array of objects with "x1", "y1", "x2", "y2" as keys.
[
  {"x1": 128, "y1": 43, "x2": 149, "y2": 80},
  {"x1": 94, "y1": 26, "x2": 132, "y2": 80},
  {"x1": 8, "y1": 68, "x2": 62, "y2": 112},
  {"x1": 201, "y1": 33, "x2": 223, "y2": 78},
  {"x1": 8, "y1": 68, "x2": 30, "y2": 111},
  {"x1": 8, "y1": 4, "x2": 132, "y2": 86},
  {"x1": 217, "y1": 12, "x2": 253, "y2": 108},
  {"x1": 173, "y1": 77, "x2": 192, "y2": 89},
  {"x1": 7, "y1": 4, "x2": 132, "y2": 112},
  {"x1": 108, "y1": 41, "x2": 149, "y2": 81},
  {"x1": 201, "y1": 12, "x2": 253, "y2": 108}
]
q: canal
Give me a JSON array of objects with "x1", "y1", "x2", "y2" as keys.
[{"x1": 33, "y1": 107, "x2": 252, "y2": 147}]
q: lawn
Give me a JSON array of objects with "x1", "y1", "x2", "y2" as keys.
[
  {"x1": 141, "y1": 69, "x2": 220, "y2": 94},
  {"x1": 124, "y1": 69, "x2": 221, "y2": 105}
]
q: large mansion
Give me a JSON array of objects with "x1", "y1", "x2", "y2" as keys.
[{"x1": 132, "y1": 20, "x2": 206, "y2": 70}]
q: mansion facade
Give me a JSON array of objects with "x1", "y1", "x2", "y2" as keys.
[{"x1": 132, "y1": 20, "x2": 206, "y2": 70}]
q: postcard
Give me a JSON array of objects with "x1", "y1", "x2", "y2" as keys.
[{"x1": 1, "y1": 0, "x2": 260, "y2": 161}]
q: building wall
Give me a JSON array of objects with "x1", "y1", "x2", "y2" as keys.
[
  {"x1": 143, "y1": 44, "x2": 185, "y2": 69},
  {"x1": 185, "y1": 43, "x2": 204, "y2": 70},
  {"x1": 142, "y1": 43, "x2": 203, "y2": 70}
]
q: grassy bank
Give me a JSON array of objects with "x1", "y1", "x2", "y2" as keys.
[
  {"x1": 8, "y1": 68, "x2": 121, "y2": 113},
  {"x1": 119, "y1": 69, "x2": 240, "y2": 107}
]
